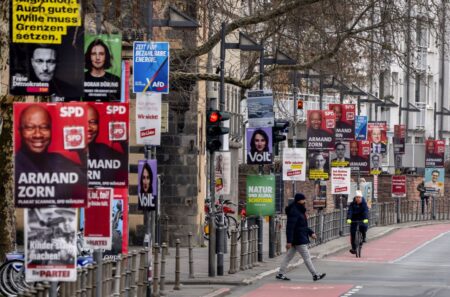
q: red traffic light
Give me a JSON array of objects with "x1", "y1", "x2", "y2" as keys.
[{"x1": 208, "y1": 111, "x2": 220, "y2": 123}]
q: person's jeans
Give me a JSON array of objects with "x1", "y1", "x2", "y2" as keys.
[
  {"x1": 350, "y1": 222, "x2": 368, "y2": 250},
  {"x1": 278, "y1": 244, "x2": 317, "y2": 276},
  {"x1": 421, "y1": 197, "x2": 429, "y2": 214}
]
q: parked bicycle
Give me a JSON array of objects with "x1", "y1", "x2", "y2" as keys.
[{"x1": 203, "y1": 197, "x2": 239, "y2": 240}]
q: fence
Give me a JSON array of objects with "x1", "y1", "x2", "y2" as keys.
[{"x1": 21, "y1": 198, "x2": 450, "y2": 297}]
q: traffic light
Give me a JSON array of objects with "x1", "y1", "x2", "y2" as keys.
[
  {"x1": 297, "y1": 100, "x2": 304, "y2": 110},
  {"x1": 273, "y1": 119, "x2": 289, "y2": 155},
  {"x1": 206, "y1": 109, "x2": 230, "y2": 152}
]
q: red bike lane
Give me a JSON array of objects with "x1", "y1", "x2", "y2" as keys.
[{"x1": 240, "y1": 283, "x2": 355, "y2": 297}]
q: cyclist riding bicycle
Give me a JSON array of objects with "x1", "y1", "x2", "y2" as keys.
[{"x1": 346, "y1": 190, "x2": 369, "y2": 255}]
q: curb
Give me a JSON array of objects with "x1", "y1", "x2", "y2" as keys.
[{"x1": 201, "y1": 287, "x2": 231, "y2": 297}]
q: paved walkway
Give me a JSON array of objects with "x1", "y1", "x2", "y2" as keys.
[{"x1": 142, "y1": 220, "x2": 448, "y2": 297}]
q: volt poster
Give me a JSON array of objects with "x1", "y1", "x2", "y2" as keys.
[
  {"x1": 246, "y1": 175, "x2": 275, "y2": 216},
  {"x1": 133, "y1": 41, "x2": 169, "y2": 93},
  {"x1": 137, "y1": 160, "x2": 158, "y2": 211}
]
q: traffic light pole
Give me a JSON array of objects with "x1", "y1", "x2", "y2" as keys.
[{"x1": 208, "y1": 151, "x2": 217, "y2": 277}]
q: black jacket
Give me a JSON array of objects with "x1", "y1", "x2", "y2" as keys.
[
  {"x1": 347, "y1": 198, "x2": 369, "y2": 221},
  {"x1": 285, "y1": 202, "x2": 314, "y2": 245}
]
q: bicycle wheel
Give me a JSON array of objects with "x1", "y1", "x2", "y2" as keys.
[
  {"x1": 7, "y1": 260, "x2": 31, "y2": 294},
  {"x1": 355, "y1": 230, "x2": 363, "y2": 258},
  {"x1": 0, "y1": 260, "x2": 20, "y2": 296}
]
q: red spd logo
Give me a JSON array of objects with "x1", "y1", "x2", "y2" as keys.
[
  {"x1": 63, "y1": 127, "x2": 85, "y2": 150},
  {"x1": 346, "y1": 112, "x2": 355, "y2": 120},
  {"x1": 109, "y1": 122, "x2": 127, "y2": 141}
]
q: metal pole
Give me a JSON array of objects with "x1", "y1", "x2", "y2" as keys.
[
  {"x1": 439, "y1": 0, "x2": 446, "y2": 140},
  {"x1": 405, "y1": 0, "x2": 411, "y2": 144},
  {"x1": 49, "y1": 281, "x2": 58, "y2": 297},
  {"x1": 269, "y1": 216, "x2": 275, "y2": 258},
  {"x1": 94, "y1": 249, "x2": 103, "y2": 297},
  {"x1": 259, "y1": 46, "x2": 264, "y2": 90},
  {"x1": 319, "y1": 75, "x2": 323, "y2": 110},
  {"x1": 208, "y1": 151, "x2": 216, "y2": 277},
  {"x1": 434, "y1": 102, "x2": 437, "y2": 139},
  {"x1": 257, "y1": 216, "x2": 263, "y2": 262},
  {"x1": 292, "y1": 71, "x2": 298, "y2": 194}
]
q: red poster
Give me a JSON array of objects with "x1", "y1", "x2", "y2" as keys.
[
  {"x1": 368, "y1": 121, "x2": 387, "y2": 154},
  {"x1": 14, "y1": 103, "x2": 88, "y2": 208},
  {"x1": 86, "y1": 103, "x2": 129, "y2": 187},
  {"x1": 349, "y1": 140, "x2": 370, "y2": 174},
  {"x1": 307, "y1": 110, "x2": 335, "y2": 151},
  {"x1": 103, "y1": 187, "x2": 128, "y2": 260},
  {"x1": 391, "y1": 175, "x2": 406, "y2": 197},
  {"x1": 84, "y1": 188, "x2": 113, "y2": 249},
  {"x1": 329, "y1": 104, "x2": 355, "y2": 141},
  {"x1": 425, "y1": 140, "x2": 444, "y2": 168}
]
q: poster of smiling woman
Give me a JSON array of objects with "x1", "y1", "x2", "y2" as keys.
[{"x1": 246, "y1": 127, "x2": 273, "y2": 165}]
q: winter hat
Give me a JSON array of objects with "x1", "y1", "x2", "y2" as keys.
[
  {"x1": 294, "y1": 193, "x2": 306, "y2": 202},
  {"x1": 355, "y1": 190, "x2": 363, "y2": 197}
]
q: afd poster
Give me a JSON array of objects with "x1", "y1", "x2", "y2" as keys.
[
  {"x1": 282, "y1": 148, "x2": 306, "y2": 181},
  {"x1": 355, "y1": 116, "x2": 367, "y2": 140},
  {"x1": 84, "y1": 34, "x2": 122, "y2": 102},
  {"x1": 329, "y1": 104, "x2": 355, "y2": 141},
  {"x1": 215, "y1": 151, "x2": 231, "y2": 195},
  {"x1": 84, "y1": 188, "x2": 113, "y2": 250},
  {"x1": 86, "y1": 103, "x2": 129, "y2": 188},
  {"x1": 246, "y1": 175, "x2": 275, "y2": 216},
  {"x1": 133, "y1": 41, "x2": 170, "y2": 93},
  {"x1": 247, "y1": 90, "x2": 275, "y2": 128},
  {"x1": 306, "y1": 110, "x2": 335, "y2": 151},
  {"x1": 25, "y1": 208, "x2": 77, "y2": 282},
  {"x1": 14, "y1": 103, "x2": 88, "y2": 208},
  {"x1": 137, "y1": 160, "x2": 158, "y2": 211},
  {"x1": 246, "y1": 127, "x2": 273, "y2": 165},
  {"x1": 136, "y1": 93, "x2": 161, "y2": 145},
  {"x1": 9, "y1": 0, "x2": 84, "y2": 99}
]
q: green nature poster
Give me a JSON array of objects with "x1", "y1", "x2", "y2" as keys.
[{"x1": 246, "y1": 175, "x2": 275, "y2": 216}]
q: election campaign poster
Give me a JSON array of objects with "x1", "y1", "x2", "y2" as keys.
[
  {"x1": 331, "y1": 168, "x2": 351, "y2": 195},
  {"x1": 246, "y1": 175, "x2": 275, "y2": 216},
  {"x1": 137, "y1": 160, "x2": 158, "y2": 211},
  {"x1": 355, "y1": 116, "x2": 367, "y2": 140},
  {"x1": 330, "y1": 141, "x2": 350, "y2": 167},
  {"x1": 424, "y1": 168, "x2": 444, "y2": 198},
  {"x1": 9, "y1": 0, "x2": 84, "y2": 99},
  {"x1": 246, "y1": 127, "x2": 273, "y2": 165},
  {"x1": 329, "y1": 104, "x2": 355, "y2": 141},
  {"x1": 425, "y1": 139, "x2": 445, "y2": 168},
  {"x1": 121, "y1": 60, "x2": 130, "y2": 103},
  {"x1": 308, "y1": 151, "x2": 330, "y2": 180},
  {"x1": 25, "y1": 208, "x2": 77, "y2": 282},
  {"x1": 306, "y1": 110, "x2": 335, "y2": 151},
  {"x1": 313, "y1": 180, "x2": 327, "y2": 209},
  {"x1": 247, "y1": 90, "x2": 275, "y2": 128},
  {"x1": 368, "y1": 121, "x2": 387, "y2": 154},
  {"x1": 393, "y1": 124, "x2": 406, "y2": 154},
  {"x1": 349, "y1": 140, "x2": 370, "y2": 174},
  {"x1": 84, "y1": 34, "x2": 122, "y2": 102},
  {"x1": 103, "y1": 187, "x2": 129, "y2": 260},
  {"x1": 84, "y1": 188, "x2": 113, "y2": 249},
  {"x1": 14, "y1": 103, "x2": 88, "y2": 208},
  {"x1": 215, "y1": 151, "x2": 231, "y2": 195},
  {"x1": 136, "y1": 93, "x2": 161, "y2": 145},
  {"x1": 391, "y1": 175, "x2": 406, "y2": 198},
  {"x1": 86, "y1": 103, "x2": 129, "y2": 188},
  {"x1": 282, "y1": 148, "x2": 306, "y2": 181},
  {"x1": 133, "y1": 41, "x2": 170, "y2": 93}
]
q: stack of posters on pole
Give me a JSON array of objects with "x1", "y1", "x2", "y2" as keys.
[{"x1": 329, "y1": 104, "x2": 355, "y2": 141}]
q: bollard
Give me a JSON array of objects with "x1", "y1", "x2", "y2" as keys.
[
  {"x1": 113, "y1": 257, "x2": 121, "y2": 297},
  {"x1": 228, "y1": 228, "x2": 238, "y2": 274},
  {"x1": 153, "y1": 244, "x2": 160, "y2": 297},
  {"x1": 253, "y1": 225, "x2": 259, "y2": 265},
  {"x1": 269, "y1": 216, "x2": 275, "y2": 258},
  {"x1": 87, "y1": 265, "x2": 95, "y2": 297},
  {"x1": 160, "y1": 243, "x2": 168, "y2": 296},
  {"x1": 130, "y1": 251, "x2": 138, "y2": 296},
  {"x1": 188, "y1": 232, "x2": 195, "y2": 278},
  {"x1": 277, "y1": 219, "x2": 282, "y2": 256},
  {"x1": 35, "y1": 283, "x2": 45, "y2": 297},
  {"x1": 248, "y1": 226, "x2": 254, "y2": 269},
  {"x1": 173, "y1": 239, "x2": 181, "y2": 290},
  {"x1": 163, "y1": 215, "x2": 170, "y2": 251},
  {"x1": 137, "y1": 249, "x2": 146, "y2": 296},
  {"x1": 81, "y1": 268, "x2": 88, "y2": 297},
  {"x1": 240, "y1": 224, "x2": 247, "y2": 271}
]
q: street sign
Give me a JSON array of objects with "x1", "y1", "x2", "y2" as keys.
[
  {"x1": 133, "y1": 41, "x2": 170, "y2": 94},
  {"x1": 391, "y1": 175, "x2": 406, "y2": 197}
]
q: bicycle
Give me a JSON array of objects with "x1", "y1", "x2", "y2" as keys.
[
  {"x1": 348, "y1": 220, "x2": 366, "y2": 258},
  {"x1": 203, "y1": 198, "x2": 239, "y2": 240}
]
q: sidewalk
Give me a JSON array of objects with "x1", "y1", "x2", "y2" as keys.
[{"x1": 145, "y1": 220, "x2": 448, "y2": 297}]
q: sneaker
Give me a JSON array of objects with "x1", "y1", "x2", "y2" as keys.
[
  {"x1": 313, "y1": 273, "x2": 326, "y2": 281},
  {"x1": 349, "y1": 249, "x2": 356, "y2": 254},
  {"x1": 276, "y1": 274, "x2": 290, "y2": 281}
]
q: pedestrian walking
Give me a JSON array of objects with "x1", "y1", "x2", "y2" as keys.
[
  {"x1": 416, "y1": 179, "x2": 428, "y2": 215},
  {"x1": 275, "y1": 193, "x2": 326, "y2": 281}
]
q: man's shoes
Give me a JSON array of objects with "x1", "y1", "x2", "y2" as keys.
[
  {"x1": 313, "y1": 273, "x2": 326, "y2": 281},
  {"x1": 349, "y1": 249, "x2": 356, "y2": 254},
  {"x1": 276, "y1": 273, "x2": 290, "y2": 281},
  {"x1": 362, "y1": 238, "x2": 366, "y2": 243}
]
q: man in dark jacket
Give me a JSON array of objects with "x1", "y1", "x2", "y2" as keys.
[
  {"x1": 347, "y1": 190, "x2": 369, "y2": 254},
  {"x1": 416, "y1": 179, "x2": 428, "y2": 214},
  {"x1": 276, "y1": 193, "x2": 326, "y2": 281}
]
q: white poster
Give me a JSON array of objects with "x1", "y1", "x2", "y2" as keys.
[
  {"x1": 25, "y1": 208, "x2": 77, "y2": 282},
  {"x1": 247, "y1": 90, "x2": 275, "y2": 128},
  {"x1": 215, "y1": 151, "x2": 231, "y2": 195},
  {"x1": 136, "y1": 93, "x2": 162, "y2": 145},
  {"x1": 282, "y1": 148, "x2": 306, "y2": 181},
  {"x1": 331, "y1": 167, "x2": 351, "y2": 194}
]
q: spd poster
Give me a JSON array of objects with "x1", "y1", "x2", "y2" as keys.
[
  {"x1": 329, "y1": 104, "x2": 355, "y2": 141},
  {"x1": 137, "y1": 160, "x2": 158, "y2": 211},
  {"x1": 84, "y1": 188, "x2": 113, "y2": 249},
  {"x1": 133, "y1": 41, "x2": 170, "y2": 93},
  {"x1": 282, "y1": 148, "x2": 306, "y2": 181},
  {"x1": 306, "y1": 110, "x2": 335, "y2": 151},
  {"x1": 9, "y1": 0, "x2": 84, "y2": 99},
  {"x1": 14, "y1": 103, "x2": 88, "y2": 208},
  {"x1": 136, "y1": 93, "x2": 161, "y2": 145},
  {"x1": 84, "y1": 34, "x2": 122, "y2": 102},
  {"x1": 393, "y1": 124, "x2": 406, "y2": 154},
  {"x1": 425, "y1": 140, "x2": 445, "y2": 168},
  {"x1": 25, "y1": 208, "x2": 77, "y2": 282},
  {"x1": 349, "y1": 140, "x2": 370, "y2": 174},
  {"x1": 246, "y1": 175, "x2": 275, "y2": 216}
]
